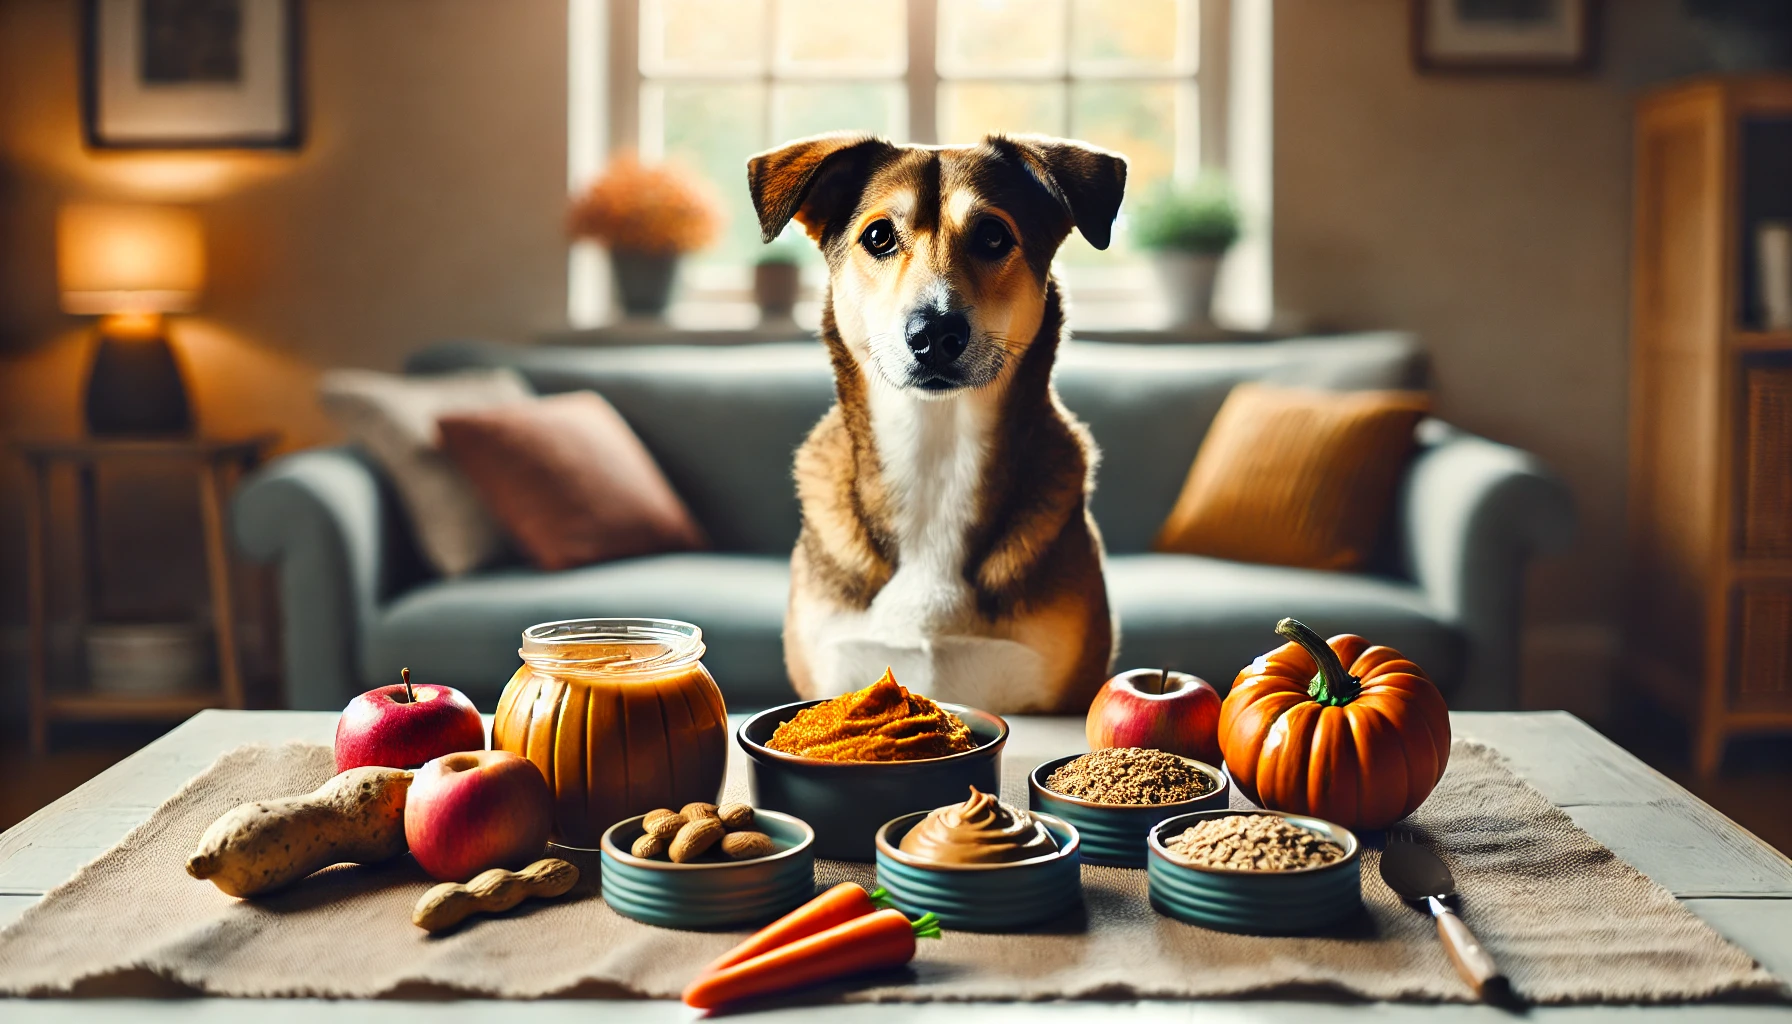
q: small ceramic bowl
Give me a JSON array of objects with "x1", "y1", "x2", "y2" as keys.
[
  {"x1": 1028, "y1": 753, "x2": 1229, "y2": 868},
  {"x1": 599, "y1": 809, "x2": 816, "y2": 930},
  {"x1": 1146, "y1": 809, "x2": 1361, "y2": 934},
  {"x1": 737, "y1": 700, "x2": 1009, "y2": 861},
  {"x1": 874, "y1": 810, "x2": 1082, "y2": 931}
]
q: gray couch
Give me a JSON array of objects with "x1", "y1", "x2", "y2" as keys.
[{"x1": 233, "y1": 333, "x2": 1573, "y2": 715}]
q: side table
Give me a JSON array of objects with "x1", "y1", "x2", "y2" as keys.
[{"x1": 14, "y1": 435, "x2": 275, "y2": 754}]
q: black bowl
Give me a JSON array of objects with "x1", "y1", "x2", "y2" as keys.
[{"x1": 737, "y1": 699, "x2": 1009, "y2": 861}]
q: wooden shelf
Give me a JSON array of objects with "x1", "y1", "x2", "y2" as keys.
[
  {"x1": 45, "y1": 691, "x2": 228, "y2": 722},
  {"x1": 1732, "y1": 330, "x2": 1792, "y2": 351}
]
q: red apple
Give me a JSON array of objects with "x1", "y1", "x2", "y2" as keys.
[
  {"x1": 1085, "y1": 668, "x2": 1223, "y2": 765},
  {"x1": 334, "y1": 669, "x2": 486, "y2": 772},
  {"x1": 405, "y1": 749, "x2": 554, "y2": 882}
]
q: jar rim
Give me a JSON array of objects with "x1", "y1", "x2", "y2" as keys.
[{"x1": 518, "y1": 618, "x2": 705, "y2": 673}]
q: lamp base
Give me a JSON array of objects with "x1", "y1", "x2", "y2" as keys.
[{"x1": 84, "y1": 319, "x2": 193, "y2": 436}]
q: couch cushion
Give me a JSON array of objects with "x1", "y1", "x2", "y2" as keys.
[
  {"x1": 407, "y1": 333, "x2": 1423, "y2": 557},
  {"x1": 408, "y1": 344, "x2": 833, "y2": 556},
  {"x1": 1055, "y1": 334, "x2": 1426, "y2": 554},
  {"x1": 367, "y1": 553, "x2": 795, "y2": 711},
  {"x1": 1106, "y1": 553, "x2": 1463, "y2": 697}
]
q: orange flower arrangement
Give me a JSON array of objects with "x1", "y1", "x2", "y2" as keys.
[{"x1": 567, "y1": 152, "x2": 723, "y2": 256}]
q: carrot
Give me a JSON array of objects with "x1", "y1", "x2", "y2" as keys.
[
  {"x1": 682, "y1": 908, "x2": 941, "y2": 1009},
  {"x1": 699, "y1": 882, "x2": 893, "y2": 976}
]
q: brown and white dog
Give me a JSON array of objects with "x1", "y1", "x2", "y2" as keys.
[{"x1": 747, "y1": 132, "x2": 1126, "y2": 714}]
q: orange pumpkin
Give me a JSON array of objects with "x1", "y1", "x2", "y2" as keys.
[{"x1": 1218, "y1": 618, "x2": 1450, "y2": 830}]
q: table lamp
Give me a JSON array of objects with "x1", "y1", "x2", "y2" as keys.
[{"x1": 58, "y1": 202, "x2": 205, "y2": 436}]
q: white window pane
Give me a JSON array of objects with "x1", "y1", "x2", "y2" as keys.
[
  {"x1": 937, "y1": 0, "x2": 1067, "y2": 78},
  {"x1": 1069, "y1": 0, "x2": 1198, "y2": 77},
  {"x1": 772, "y1": 82, "x2": 907, "y2": 142},
  {"x1": 640, "y1": 0, "x2": 768, "y2": 77},
  {"x1": 642, "y1": 83, "x2": 766, "y2": 264},
  {"x1": 1057, "y1": 80, "x2": 1194, "y2": 268},
  {"x1": 1070, "y1": 80, "x2": 1186, "y2": 192},
  {"x1": 773, "y1": 0, "x2": 907, "y2": 77},
  {"x1": 937, "y1": 81, "x2": 1065, "y2": 145}
]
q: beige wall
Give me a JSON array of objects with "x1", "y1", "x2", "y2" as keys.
[
  {"x1": 0, "y1": 0, "x2": 571, "y2": 719},
  {"x1": 1274, "y1": 0, "x2": 1709, "y2": 719}
]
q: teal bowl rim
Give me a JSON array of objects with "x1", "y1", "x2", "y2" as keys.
[
  {"x1": 873, "y1": 809, "x2": 1081, "y2": 871},
  {"x1": 1146, "y1": 808, "x2": 1360, "y2": 877},
  {"x1": 599, "y1": 808, "x2": 815, "y2": 870},
  {"x1": 1028, "y1": 751, "x2": 1229, "y2": 811},
  {"x1": 737, "y1": 699, "x2": 1009, "y2": 770}
]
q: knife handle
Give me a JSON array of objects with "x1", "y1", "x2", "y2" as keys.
[{"x1": 1428, "y1": 896, "x2": 1503, "y2": 998}]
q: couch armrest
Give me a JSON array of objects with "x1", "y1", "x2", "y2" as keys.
[
  {"x1": 233, "y1": 447, "x2": 399, "y2": 710},
  {"x1": 1396, "y1": 421, "x2": 1575, "y2": 711}
]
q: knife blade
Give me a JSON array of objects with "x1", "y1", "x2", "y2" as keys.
[{"x1": 1380, "y1": 834, "x2": 1507, "y2": 1000}]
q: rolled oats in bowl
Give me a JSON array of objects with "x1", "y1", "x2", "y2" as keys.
[
  {"x1": 1043, "y1": 747, "x2": 1215, "y2": 805},
  {"x1": 1163, "y1": 813, "x2": 1345, "y2": 871}
]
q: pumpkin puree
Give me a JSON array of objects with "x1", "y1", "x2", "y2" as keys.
[{"x1": 768, "y1": 669, "x2": 977, "y2": 762}]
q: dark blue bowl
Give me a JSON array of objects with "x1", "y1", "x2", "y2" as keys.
[
  {"x1": 738, "y1": 700, "x2": 1008, "y2": 861},
  {"x1": 874, "y1": 810, "x2": 1082, "y2": 931},
  {"x1": 1146, "y1": 809, "x2": 1361, "y2": 934},
  {"x1": 1028, "y1": 753, "x2": 1229, "y2": 868},
  {"x1": 599, "y1": 809, "x2": 815, "y2": 930}
]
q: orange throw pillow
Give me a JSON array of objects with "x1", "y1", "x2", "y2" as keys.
[
  {"x1": 438, "y1": 391, "x2": 706, "y2": 571},
  {"x1": 1153, "y1": 383, "x2": 1429, "y2": 571}
]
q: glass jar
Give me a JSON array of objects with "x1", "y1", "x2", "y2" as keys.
[{"x1": 492, "y1": 618, "x2": 727, "y2": 848}]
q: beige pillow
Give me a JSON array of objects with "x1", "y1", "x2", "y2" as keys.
[
  {"x1": 318, "y1": 368, "x2": 533, "y2": 576},
  {"x1": 438, "y1": 391, "x2": 706, "y2": 571},
  {"x1": 1153, "y1": 382, "x2": 1429, "y2": 571}
]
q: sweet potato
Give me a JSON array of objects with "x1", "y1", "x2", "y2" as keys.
[{"x1": 186, "y1": 766, "x2": 413, "y2": 897}]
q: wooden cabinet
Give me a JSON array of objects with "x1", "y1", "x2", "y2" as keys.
[{"x1": 1628, "y1": 76, "x2": 1792, "y2": 777}]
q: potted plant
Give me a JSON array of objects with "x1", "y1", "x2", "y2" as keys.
[
  {"x1": 568, "y1": 153, "x2": 722, "y2": 319},
  {"x1": 753, "y1": 233, "x2": 804, "y2": 327},
  {"x1": 1130, "y1": 173, "x2": 1241, "y2": 329}
]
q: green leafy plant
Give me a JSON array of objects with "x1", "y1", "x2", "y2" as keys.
[{"x1": 1129, "y1": 173, "x2": 1241, "y2": 255}]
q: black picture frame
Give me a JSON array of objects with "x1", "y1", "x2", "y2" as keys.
[
  {"x1": 1411, "y1": 0, "x2": 1600, "y2": 75},
  {"x1": 81, "y1": 0, "x2": 305, "y2": 150}
]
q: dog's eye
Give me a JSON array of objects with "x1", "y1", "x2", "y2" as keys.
[
  {"x1": 972, "y1": 217, "x2": 1014, "y2": 258},
  {"x1": 859, "y1": 219, "x2": 897, "y2": 257}
]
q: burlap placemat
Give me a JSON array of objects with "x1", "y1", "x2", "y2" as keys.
[{"x1": 0, "y1": 738, "x2": 1780, "y2": 1004}]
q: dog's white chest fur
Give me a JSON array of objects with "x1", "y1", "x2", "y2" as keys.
[
  {"x1": 795, "y1": 380, "x2": 1049, "y2": 710},
  {"x1": 863, "y1": 381, "x2": 985, "y2": 633}
]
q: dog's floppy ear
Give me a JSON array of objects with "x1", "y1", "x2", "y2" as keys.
[
  {"x1": 747, "y1": 132, "x2": 896, "y2": 244},
  {"x1": 1000, "y1": 135, "x2": 1128, "y2": 250}
]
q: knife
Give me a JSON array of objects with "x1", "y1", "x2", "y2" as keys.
[{"x1": 1379, "y1": 831, "x2": 1506, "y2": 999}]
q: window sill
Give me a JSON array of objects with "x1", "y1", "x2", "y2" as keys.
[{"x1": 538, "y1": 307, "x2": 1313, "y2": 348}]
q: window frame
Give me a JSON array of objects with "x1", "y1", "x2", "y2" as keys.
[{"x1": 575, "y1": 0, "x2": 1248, "y2": 329}]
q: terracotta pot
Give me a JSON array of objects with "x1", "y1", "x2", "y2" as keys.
[
  {"x1": 753, "y1": 261, "x2": 800, "y2": 323},
  {"x1": 611, "y1": 250, "x2": 680, "y2": 318}
]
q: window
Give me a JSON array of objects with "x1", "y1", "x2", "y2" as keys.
[{"x1": 570, "y1": 0, "x2": 1266, "y2": 329}]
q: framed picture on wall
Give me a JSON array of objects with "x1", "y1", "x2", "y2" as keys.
[
  {"x1": 1412, "y1": 0, "x2": 1599, "y2": 74},
  {"x1": 82, "y1": 0, "x2": 304, "y2": 149}
]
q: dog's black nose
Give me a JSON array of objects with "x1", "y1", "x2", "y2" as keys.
[{"x1": 906, "y1": 310, "x2": 970, "y2": 369}]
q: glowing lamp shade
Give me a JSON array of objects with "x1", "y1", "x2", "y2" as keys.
[{"x1": 58, "y1": 203, "x2": 205, "y2": 316}]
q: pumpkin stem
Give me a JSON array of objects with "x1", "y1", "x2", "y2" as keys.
[{"x1": 1275, "y1": 618, "x2": 1359, "y2": 706}]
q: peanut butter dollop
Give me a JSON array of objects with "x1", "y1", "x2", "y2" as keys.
[
  {"x1": 767, "y1": 668, "x2": 976, "y2": 762},
  {"x1": 898, "y1": 786, "x2": 1057, "y2": 865}
]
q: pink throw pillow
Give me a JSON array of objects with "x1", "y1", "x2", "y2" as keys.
[{"x1": 437, "y1": 391, "x2": 705, "y2": 571}]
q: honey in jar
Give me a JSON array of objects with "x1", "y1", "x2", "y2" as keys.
[{"x1": 492, "y1": 618, "x2": 726, "y2": 848}]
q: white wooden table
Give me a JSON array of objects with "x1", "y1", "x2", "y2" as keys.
[{"x1": 2, "y1": 710, "x2": 1789, "y2": 1021}]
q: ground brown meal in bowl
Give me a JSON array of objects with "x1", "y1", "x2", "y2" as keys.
[
  {"x1": 1163, "y1": 814, "x2": 1345, "y2": 871},
  {"x1": 1043, "y1": 747, "x2": 1215, "y2": 805}
]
